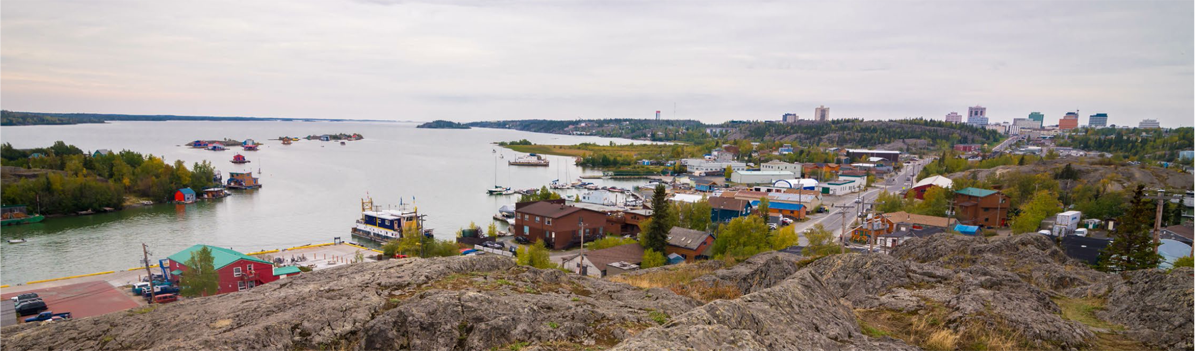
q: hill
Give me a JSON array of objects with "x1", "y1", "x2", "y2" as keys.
[
  {"x1": 416, "y1": 120, "x2": 470, "y2": 129},
  {"x1": 727, "y1": 119, "x2": 1007, "y2": 151},
  {"x1": 1, "y1": 234, "x2": 1191, "y2": 350},
  {"x1": 468, "y1": 119, "x2": 709, "y2": 142}
]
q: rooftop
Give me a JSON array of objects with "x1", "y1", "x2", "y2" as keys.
[
  {"x1": 167, "y1": 244, "x2": 272, "y2": 270},
  {"x1": 956, "y1": 187, "x2": 998, "y2": 198},
  {"x1": 516, "y1": 201, "x2": 587, "y2": 219},
  {"x1": 562, "y1": 243, "x2": 645, "y2": 272},
  {"x1": 846, "y1": 149, "x2": 900, "y2": 154},
  {"x1": 709, "y1": 197, "x2": 750, "y2": 211},
  {"x1": 882, "y1": 211, "x2": 955, "y2": 228},
  {"x1": 913, "y1": 175, "x2": 954, "y2": 189},
  {"x1": 667, "y1": 227, "x2": 712, "y2": 250}
]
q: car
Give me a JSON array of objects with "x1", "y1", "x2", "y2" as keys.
[
  {"x1": 24, "y1": 311, "x2": 71, "y2": 323},
  {"x1": 513, "y1": 236, "x2": 530, "y2": 244},
  {"x1": 482, "y1": 241, "x2": 505, "y2": 249},
  {"x1": 10, "y1": 292, "x2": 38, "y2": 303},
  {"x1": 152, "y1": 294, "x2": 178, "y2": 304},
  {"x1": 15, "y1": 298, "x2": 47, "y2": 316}
]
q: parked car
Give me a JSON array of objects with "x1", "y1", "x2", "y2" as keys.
[
  {"x1": 152, "y1": 294, "x2": 178, "y2": 304},
  {"x1": 10, "y1": 292, "x2": 38, "y2": 303},
  {"x1": 482, "y1": 241, "x2": 505, "y2": 250},
  {"x1": 15, "y1": 298, "x2": 47, "y2": 316},
  {"x1": 24, "y1": 311, "x2": 71, "y2": 323}
]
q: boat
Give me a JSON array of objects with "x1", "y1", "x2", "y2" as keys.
[
  {"x1": 231, "y1": 154, "x2": 251, "y2": 164},
  {"x1": 200, "y1": 188, "x2": 231, "y2": 199},
  {"x1": 8, "y1": 239, "x2": 27, "y2": 244},
  {"x1": 487, "y1": 151, "x2": 513, "y2": 195},
  {"x1": 493, "y1": 204, "x2": 516, "y2": 223},
  {"x1": 243, "y1": 144, "x2": 259, "y2": 151},
  {"x1": 340, "y1": 141, "x2": 346, "y2": 145},
  {"x1": 350, "y1": 196, "x2": 430, "y2": 245},
  {"x1": 487, "y1": 186, "x2": 513, "y2": 195},
  {"x1": 282, "y1": 138, "x2": 292, "y2": 145},
  {"x1": 226, "y1": 172, "x2": 262, "y2": 189},
  {"x1": 508, "y1": 153, "x2": 550, "y2": 167},
  {"x1": 1, "y1": 205, "x2": 44, "y2": 226}
]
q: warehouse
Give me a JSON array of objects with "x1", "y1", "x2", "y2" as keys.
[{"x1": 731, "y1": 170, "x2": 794, "y2": 184}]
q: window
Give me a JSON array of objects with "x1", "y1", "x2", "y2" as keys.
[
  {"x1": 545, "y1": 218, "x2": 551, "y2": 225},
  {"x1": 536, "y1": 216, "x2": 541, "y2": 224},
  {"x1": 238, "y1": 281, "x2": 246, "y2": 291},
  {"x1": 248, "y1": 281, "x2": 255, "y2": 289},
  {"x1": 247, "y1": 264, "x2": 254, "y2": 273},
  {"x1": 524, "y1": 226, "x2": 529, "y2": 235},
  {"x1": 233, "y1": 267, "x2": 243, "y2": 277}
]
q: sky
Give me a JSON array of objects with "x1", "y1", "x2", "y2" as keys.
[{"x1": 1, "y1": 0, "x2": 1194, "y2": 127}]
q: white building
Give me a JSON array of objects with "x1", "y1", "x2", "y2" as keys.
[
  {"x1": 680, "y1": 159, "x2": 748, "y2": 173},
  {"x1": 669, "y1": 193, "x2": 705, "y2": 203},
  {"x1": 760, "y1": 160, "x2": 804, "y2": 178},
  {"x1": 731, "y1": 170, "x2": 795, "y2": 184},
  {"x1": 768, "y1": 178, "x2": 819, "y2": 189},
  {"x1": 913, "y1": 175, "x2": 953, "y2": 189},
  {"x1": 820, "y1": 180, "x2": 858, "y2": 196},
  {"x1": 985, "y1": 124, "x2": 1008, "y2": 134},
  {"x1": 1138, "y1": 119, "x2": 1160, "y2": 129},
  {"x1": 1012, "y1": 118, "x2": 1042, "y2": 133},
  {"x1": 946, "y1": 112, "x2": 962, "y2": 123}
]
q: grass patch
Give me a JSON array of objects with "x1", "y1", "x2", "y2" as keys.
[
  {"x1": 858, "y1": 319, "x2": 889, "y2": 338},
  {"x1": 1053, "y1": 297, "x2": 1122, "y2": 331},
  {"x1": 547, "y1": 321, "x2": 559, "y2": 329},
  {"x1": 128, "y1": 305, "x2": 158, "y2": 315},
  {"x1": 609, "y1": 262, "x2": 742, "y2": 302},
  {"x1": 855, "y1": 302, "x2": 1027, "y2": 351},
  {"x1": 649, "y1": 310, "x2": 669, "y2": 325}
]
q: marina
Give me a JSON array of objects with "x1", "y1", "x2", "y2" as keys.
[{"x1": 0, "y1": 121, "x2": 655, "y2": 285}]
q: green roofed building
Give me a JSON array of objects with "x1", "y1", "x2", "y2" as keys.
[
  {"x1": 953, "y1": 187, "x2": 1010, "y2": 228},
  {"x1": 165, "y1": 244, "x2": 280, "y2": 295}
]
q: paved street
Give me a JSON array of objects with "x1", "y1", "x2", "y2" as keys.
[{"x1": 792, "y1": 157, "x2": 931, "y2": 243}]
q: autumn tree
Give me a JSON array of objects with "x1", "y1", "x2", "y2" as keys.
[{"x1": 180, "y1": 246, "x2": 219, "y2": 297}]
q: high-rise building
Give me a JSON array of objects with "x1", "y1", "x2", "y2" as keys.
[
  {"x1": 815, "y1": 105, "x2": 830, "y2": 121},
  {"x1": 966, "y1": 106, "x2": 988, "y2": 126},
  {"x1": 1028, "y1": 112, "x2": 1044, "y2": 127},
  {"x1": 1088, "y1": 113, "x2": 1108, "y2": 127},
  {"x1": 782, "y1": 113, "x2": 798, "y2": 123},
  {"x1": 1058, "y1": 111, "x2": 1079, "y2": 130},
  {"x1": 945, "y1": 112, "x2": 962, "y2": 123},
  {"x1": 1012, "y1": 118, "x2": 1041, "y2": 132},
  {"x1": 1138, "y1": 119, "x2": 1160, "y2": 129}
]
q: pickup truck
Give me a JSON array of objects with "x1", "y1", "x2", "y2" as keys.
[
  {"x1": 132, "y1": 282, "x2": 151, "y2": 295},
  {"x1": 24, "y1": 311, "x2": 71, "y2": 323}
]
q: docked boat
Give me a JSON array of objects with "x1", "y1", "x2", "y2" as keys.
[
  {"x1": 508, "y1": 153, "x2": 550, "y2": 167},
  {"x1": 231, "y1": 154, "x2": 251, "y2": 164},
  {"x1": 243, "y1": 144, "x2": 259, "y2": 151},
  {"x1": 487, "y1": 186, "x2": 513, "y2": 195},
  {"x1": 493, "y1": 204, "x2": 516, "y2": 224},
  {"x1": 1, "y1": 205, "x2": 44, "y2": 226},
  {"x1": 340, "y1": 141, "x2": 346, "y2": 145},
  {"x1": 351, "y1": 196, "x2": 431, "y2": 245},
  {"x1": 200, "y1": 188, "x2": 231, "y2": 199},
  {"x1": 226, "y1": 172, "x2": 262, "y2": 189},
  {"x1": 7, "y1": 239, "x2": 27, "y2": 244},
  {"x1": 282, "y1": 138, "x2": 292, "y2": 145}
]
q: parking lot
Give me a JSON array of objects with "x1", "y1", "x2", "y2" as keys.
[{"x1": 2, "y1": 281, "x2": 144, "y2": 324}]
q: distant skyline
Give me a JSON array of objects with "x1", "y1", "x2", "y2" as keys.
[{"x1": 2, "y1": 1, "x2": 1194, "y2": 127}]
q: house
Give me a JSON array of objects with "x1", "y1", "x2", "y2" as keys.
[
  {"x1": 207, "y1": 142, "x2": 226, "y2": 151},
  {"x1": 695, "y1": 181, "x2": 720, "y2": 192},
  {"x1": 670, "y1": 193, "x2": 705, "y2": 204},
  {"x1": 190, "y1": 140, "x2": 209, "y2": 148},
  {"x1": 560, "y1": 243, "x2": 644, "y2": 277},
  {"x1": 92, "y1": 149, "x2": 113, "y2": 157},
  {"x1": 954, "y1": 187, "x2": 1010, "y2": 228},
  {"x1": 882, "y1": 211, "x2": 956, "y2": 231},
  {"x1": 242, "y1": 139, "x2": 256, "y2": 146},
  {"x1": 514, "y1": 200, "x2": 608, "y2": 250},
  {"x1": 910, "y1": 176, "x2": 953, "y2": 200},
  {"x1": 1162, "y1": 224, "x2": 1194, "y2": 245},
  {"x1": 731, "y1": 170, "x2": 795, "y2": 184},
  {"x1": 749, "y1": 200, "x2": 806, "y2": 220},
  {"x1": 850, "y1": 213, "x2": 894, "y2": 244},
  {"x1": 226, "y1": 172, "x2": 261, "y2": 189},
  {"x1": 174, "y1": 188, "x2": 197, "y2": 204},
  {"x1": 954, "y1": 144, "x2": 982, "y2": 152},
  {"x1": 665, "y1": 227, "x2": 714, "y2": 262},
  {"x1": 165, "y1": 244, "x2": 279, "y2": 295},
  {"x1": 709, "y1": 197, "x2": 752, "y2": 223},
  {"x1": 802, "y1": 163, "x2": 841, "y2": 179},
  {"x1": 1060, "y1": 236, "x2": 1113, "y2": 266},
  {"x1": 272, "y1": 266, "x2": 302, "y2": 279},
  {"x1": 875, "y1": 227, "x2": 944, "y2": 249}
]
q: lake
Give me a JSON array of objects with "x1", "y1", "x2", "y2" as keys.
[{"x1": 0, "y1": 121, "x2": 656, "y2": 284}]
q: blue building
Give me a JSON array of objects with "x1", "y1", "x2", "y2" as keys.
[{"x1": 709, "y1": 197, "x2": 752, "y2": 223}]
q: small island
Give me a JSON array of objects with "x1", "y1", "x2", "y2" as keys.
[{"x1": 417, "y1": 120, "x2": 470, "y2": 129}]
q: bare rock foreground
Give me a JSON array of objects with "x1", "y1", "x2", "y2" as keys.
[{"x1": 2, "y1": 234, "x2": 1192, "y2": 350}]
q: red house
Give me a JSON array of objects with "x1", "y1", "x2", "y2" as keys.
[{"x1": 166, "y1": 245, "x2": 293, "y2": 295}]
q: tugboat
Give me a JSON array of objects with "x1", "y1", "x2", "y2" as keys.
[
  {"x1": 351, "y1": 196, "x2": 431, "y2": 247},
  {"x1": 231, "y1": 154, "x2": 251, "y2": 164},
  {"x1": 1, "y1": 205, "x2": 44, "y2": 226},
  {"x1": 226, "y1": 172, "x2": 262, "y2": 189}
]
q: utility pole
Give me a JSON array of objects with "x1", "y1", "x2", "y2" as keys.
[
  {"x1": 142, "y1": 243, "x2": 154, "y2": 304},
  {"x1": 578, "y1": 217, "x2": 587, "y2": 275},
  {"x1": 834, "y1": 204, "x2": 856, "y2": 254},
  {"x1": 1153, "y1": 189, "x2": 1165, "y2": 247}
]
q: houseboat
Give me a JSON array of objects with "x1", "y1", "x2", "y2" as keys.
[
  {"x1": 231, "y1": 154, "x2": 251, "y2": 164},
  {"x1": 201, "y1": 188, "x2": 231, "y2": 199},
  {"x1": 243, "y1": 144, "x2": 259, "y2": 151},
  {"x1": 508, "y1": 153, "x2": 550, "y2": 167},
  {"x1": 174, "y1": 188, "x2": 197, "y2": 204},
  {"x1": 207, "y1": 142, "x2": 227, "y2": 151},
  {"x1": 1, "y1": 205, "x2": 44, "y2": 226},
  {"x1": 351, "y1": 196, "x2": 431, "y2": 245},
  {"x1": 226, "y1": 172, "x2": 262, "y2": 189},
  {"x1": 282, "y1": 138, "x2": 292, "y2": 145}
]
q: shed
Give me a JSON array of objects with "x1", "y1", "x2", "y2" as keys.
[
  {"x1": 273, "y1": 266, "x2": 302, "y2": 278},
  {"x1": 954, "y1": 224, "x2": 979, "y2": 235},
  {"x1": 666, "y1": 253, "x2": 685, "y2": 265},
  {"x1": 174, "y1": 188, "x2": 197, "y2": 203}
]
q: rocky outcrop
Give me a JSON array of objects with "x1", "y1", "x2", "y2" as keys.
[
  {"x1": 695, "y1": 251, "x2": 801, "y2": 294},
  {"x1": 1, "y1": 255, "x2": 699, "y2": 350},
  {"x1": 1100, "y1": 267, "x2": 1195, "y2": 351},
  {"x1": 612, "y1": 269, "x2": 919, "y2": 350}
]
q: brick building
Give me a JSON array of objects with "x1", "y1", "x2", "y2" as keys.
[
  {"x1": 954, "y1": 188, "x2": 1010, "y2": 228},
  {"x1": 514, "y1": 200, "x2": 608, "y2": 250}
]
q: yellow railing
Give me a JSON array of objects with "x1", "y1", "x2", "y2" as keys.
[{"x1": 25, "y1": 270, "x2": 117, "y2": 285}]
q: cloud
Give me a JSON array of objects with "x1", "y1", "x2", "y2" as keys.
[{"x1": 1, "y1": 0, "x2": 1193, "y2": 127}]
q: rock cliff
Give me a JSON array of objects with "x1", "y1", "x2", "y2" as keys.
[{"x1": 2, "y1": 234, "x2": 1192, "y2": 350}]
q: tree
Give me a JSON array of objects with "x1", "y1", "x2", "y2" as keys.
[
  {"x1": 381, "y1": 239, "x2": 402, "y2": 257},
  {"x1": 1011, "y1": 190, "x2": 1060, "y2": 234},
  {"x1": 517, "y1": 239, "x2": 554, "y2": 269},
  {"x1": 1171, "y1": 199, "x2": 1184, "y2": 225},
  {"x1": 1172, "y1": 256, "x2": 1193, "y2": 271},
  {"x1": 711, "y1": 216, "x2": 772, "y2": 259},
  {"x1": 801, "y1": 224, "x2": 840, "y2": 258},
  {"x1": 641, "y1": 249, "x2": 667, "y2": 268},
  {"x1": 876, "y1": 191, "x2": 906, "y2": 213},
  {"x1": 757, "y1": 197, "x2": 771, "y2": 222},
  {"x1": 913, "y1": 186, "x2": 951, "y2": 217},
  {"x1": 1055, "y1": 163, "x2": 1079, "y2": 180},
  {"x1": 724, "y1": 165, "x2": 733, "y2": 180},
  {"x1": 1097, "y1": 185, "x2": 1162, "y2": 271},
  {"x1": 487, "y1": 222, "x2": 498, "y2": 237},
  {"x1": 587, "y1": 235, "x2": 638, "y2": 250},
  {"x1": 644, "y1": 184, "x2": 672, "y2": 253},
  {"x1": 395, "y1": 222, "x2": 424, "y2": 256},
  {"x1": 769, "y1": 224, "x2": 798, "y2": 250},
  {"x1": 180, "y1": 246, "x2": 219, "y2": 297}
]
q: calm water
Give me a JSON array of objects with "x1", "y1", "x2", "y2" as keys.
[{"x1": 1, "y1": 121, "x2": 654, "y2": 284}]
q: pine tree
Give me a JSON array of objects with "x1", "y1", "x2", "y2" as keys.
[
  {"x1": 645, "y1": 184, "x2": 671, "y2": 253},
  {"x1": 1096, "y1": 185, "x2": 1162, "y2": 271},
  {"x1": 1171, "y1": 199, "x2": 1184, "y2": 225}
]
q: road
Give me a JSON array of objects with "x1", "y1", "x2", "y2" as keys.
[{"x1": 791, "y1": 157, "x2": 932, "y2": 244}]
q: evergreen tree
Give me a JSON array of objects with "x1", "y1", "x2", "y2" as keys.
[
  {"x1": 1097, "y1": 185, "x2": 1162, "y2": 271},
  {"x1": 1171, "y1": 199, "x2": 1184, "y2": 225},
  {"x1": 644, "y1": 184, "x2": 672, "y2": 253},
  {"x1": 180, "y1": 246, "x2": 219, "y2": 297}
]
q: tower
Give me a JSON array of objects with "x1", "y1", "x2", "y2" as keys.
[{"x1": 815, "y1": 105, "x2": 830, "y2": 121}]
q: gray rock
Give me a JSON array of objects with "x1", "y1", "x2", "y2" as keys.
[{"x1": 1099, "y1": 267, "x2": 1194, "y2": 351}]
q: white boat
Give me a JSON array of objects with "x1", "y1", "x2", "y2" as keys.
[
  {"x1": 487, "y1": 186, "x2": 512, "y2": 195},
  {"x1": 8, "y1": 239, "x2": 27, "y2": 244}
]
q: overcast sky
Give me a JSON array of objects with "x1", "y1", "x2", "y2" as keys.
[{"x1": 2, "y1": 0, "x2": 1194, "y2": 127}]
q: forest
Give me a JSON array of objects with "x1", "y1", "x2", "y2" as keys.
[
  {"x1": 1, "y1": 142, "x2": 218, "y2": 215},
  {"x1": 1057, "y1": 127, "x2": 1194, "y2": 162},
  {"x1": 2, "y1": 111, "x2": 105, "y2": 126},
  {"x1": 469, "y1": 119, "x2": 709, "y2": 142},
  {"x1": 416, "y1": 120, "x2": 470, "y2": 129},
  {"x1": 734, "y1": 118, "x2": 1006, "y2": 149}
]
